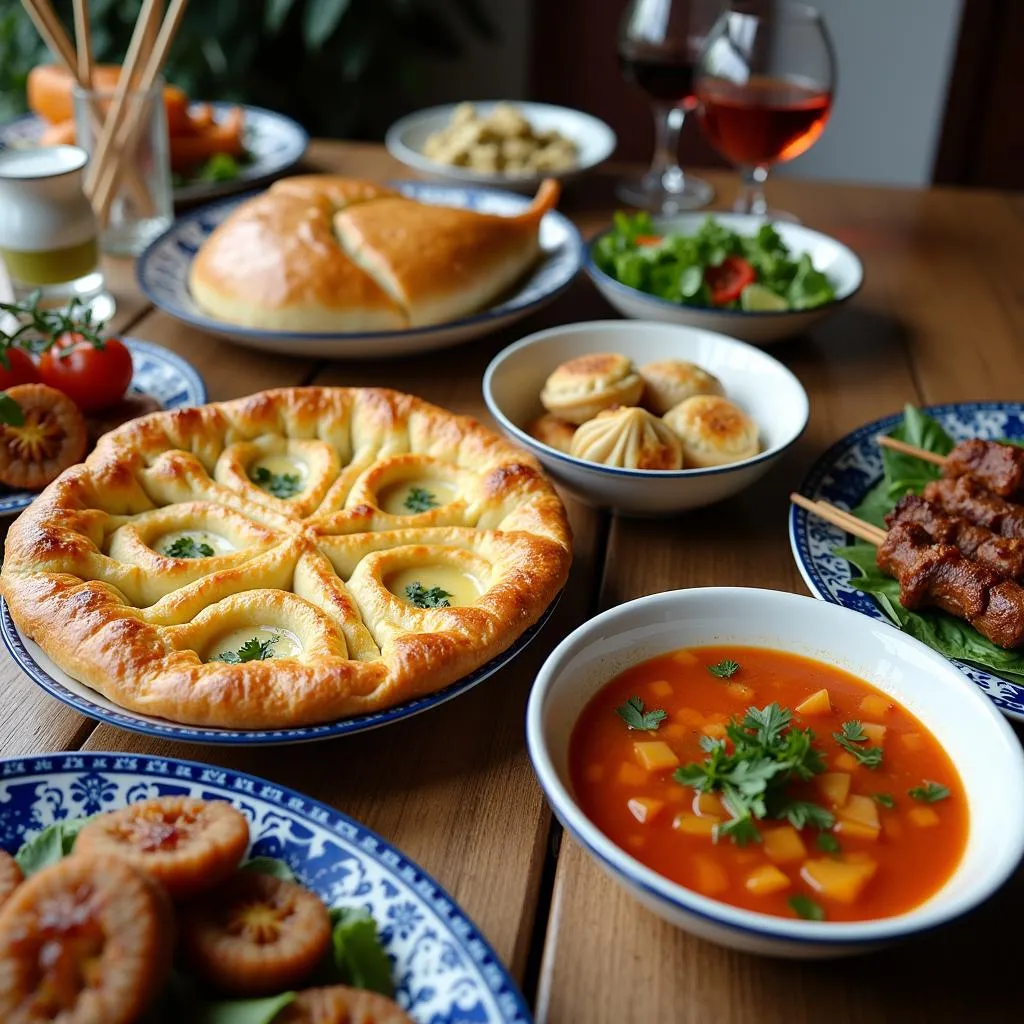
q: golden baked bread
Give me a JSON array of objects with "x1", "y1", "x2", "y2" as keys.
[
  {"x1": 540, "y1": 353, "x2": 644, "y2": 425},
  {"x1": 663, "y1": 395, "x2": 760, "y2": 468},
  {"x1": 639, "y1": 360, "x2": 724, "y2": 416},
  {"x1": 527, "y1": 413, "x2": 576, "y2": 454},
  {"x1": 569, "y1": 407, "x2": 683, "y2": 471},
  {"x1": 0, "y1": 388, "x2": 571, "y2": 730},
  {"x1": 188, "y1": 175, "x2": 559, "y2": 332}
]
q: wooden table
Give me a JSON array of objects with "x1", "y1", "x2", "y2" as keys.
[{"x1": 3, "y1": 141, "x2": 1023, "y2": 1023}]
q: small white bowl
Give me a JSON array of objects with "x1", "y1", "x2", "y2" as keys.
[
  {"x1": 385, "y1": 101, "x2": 617, "y2": 194},
  {"x1": 586, "y1": 213, "x2": 864, "y2": 345},
  {"x1": 526, "y1": 587, "x2": 1024, "y2": 958},
  {"x1": 482, "y1": 320, "x2": 808, "y2": 516}
]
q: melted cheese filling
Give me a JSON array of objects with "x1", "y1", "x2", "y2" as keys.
[
  {"x1": 250, "y1": 454, "x2": 308, "y2": 496},
  {"x1": 387, "y1": 565, "x2": 482, "y2": 608},
  {"x1": 208, "y1": 625, "x2": 302, "y2": 663},
  {"x1": 378, "y1": 478, "x2": 459, "y2": 516},
  {"x1": 155, "y1": 529, "x2": 235, "y2": 557}
]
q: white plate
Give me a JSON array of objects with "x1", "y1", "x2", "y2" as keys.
[
  {"x1": 137, "y1": 181, "x2": 583, "y2": 358},
  {"x1": 385, "y1": 100, "x2": 617, "y2": 193},
  {"x1": 0, "y1": 104, "x2": 309, "y2": 204},
  {"x1": 586, "y1": 213, "x2": 864, "y2": 345}
]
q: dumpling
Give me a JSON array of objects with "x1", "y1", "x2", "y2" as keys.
[
  {"x1": 540, "y1": 353, "x2": 644, "y2": 425},
  {"x1": 570, "y1": 407, "x2": 682, "y2": 471},
  {"x1": 528, "y1": 413, "x2": 576, "y2": 454},
  {"x1": 639, "y1": 360, "x2": 724, "y2": 415},
  {"x1": 663, "y1": 395, "x2": 759, "y2": 468}
]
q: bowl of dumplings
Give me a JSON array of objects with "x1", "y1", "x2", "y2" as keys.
[{"x1": 483, "y1": 320, "x2": 809, "y2": 515}]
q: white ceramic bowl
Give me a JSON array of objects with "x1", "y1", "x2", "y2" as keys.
[
  {"x1": 586, "y1": 213, "x2": 864, "y2": 345},
  {"x1": 385, "y1": 101, "x2": 617, "y2": 194},
  {"x1": 526, "y1": 587, "x2": 1024, "y2": 958},
  {"x1": 482, "y1": 320, "x2": 809, "y2": 515}
]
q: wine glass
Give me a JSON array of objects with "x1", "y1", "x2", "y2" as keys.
[
  {"x1": 695, "y1": 1, "x2": 835, "y2": 220},
  {"x1": 616, "y1": 0, "x2": 721, "y2": 212}
]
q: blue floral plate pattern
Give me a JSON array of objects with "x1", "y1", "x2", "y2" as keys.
[
  {"x1": 136, "y1": 182, "x2": 583, "y2": 358},
  {"x1": 0, "y1": 104, "x2": 309, "y2": 204},
  {"x1": 0, "y1": 336, "x2": 206, "y2": 516},
  {"x1": 0, "y1": 752, "x2": 531, "y2": 1023},
  {"x1": 789, "y1": 401, "x2": 1024, "y2": 721}
]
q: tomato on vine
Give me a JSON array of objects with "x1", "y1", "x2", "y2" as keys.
[{"x1": 37, "y1": 333, "x2": 134, "y2": 413}]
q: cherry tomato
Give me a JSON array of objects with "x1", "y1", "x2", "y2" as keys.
[
  {"x1": 0, "y1": 348, "x2": 40, "y2": 390},
  {"x1": 37, "y1": 333, "x2": 133, "y2": 413},
  {"x1": 634, "y1": 234, "x2": 663, "y2": 246},
  {"x1": 704, "y1": 255, "x2": 757, "y2": 306}
]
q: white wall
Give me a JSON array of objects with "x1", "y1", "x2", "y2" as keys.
[{"x1": 775, "y1": 0, "x2": 964, "y2": 186}]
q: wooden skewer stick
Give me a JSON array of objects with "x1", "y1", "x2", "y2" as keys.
[
  {"x1": 91, "y1": 0, "x2": 189, "y2": 224},
  {"x1": 71, "y1": 0, "x2": 93, "y2": 87},
  {"x1": 789, "y1": 492, "x2": 887, "y2": 546},
  {"x1": 876, "y1": 434, "x2": 947, "y2": 466}
]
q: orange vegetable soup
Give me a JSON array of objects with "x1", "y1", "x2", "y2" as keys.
[{"x1": 569, "y1": 646, "x2": 969, "y2": 922}]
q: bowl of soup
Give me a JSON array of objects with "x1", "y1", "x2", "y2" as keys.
[{"x1": 526, "y1": 587, "x2": 1024, "y2": 957}]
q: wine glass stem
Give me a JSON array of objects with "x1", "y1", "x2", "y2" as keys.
[
  {"x1": 650, "y1": 103, "x2": 686, "y2": 192},
  {"x1": 736, "y1": 165, "x2": 770, "y2": 215}
]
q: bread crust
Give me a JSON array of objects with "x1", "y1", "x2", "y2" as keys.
[{"x1": 1, "y1": 388, "x2": 572, "y2": 729}]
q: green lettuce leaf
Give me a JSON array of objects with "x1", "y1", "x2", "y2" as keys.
[
  {"x1": 15, "y1": 814, "x2": 94, "y2": 876},
  {"x1": 240, "y1": 856, "x2": 297, "y2": 882},
  {"x1": 326, "y1": 907, "x2": 395, "y2": 997},
  {"x1": 196, "y1": 994, "x2": 296, "y2": 1024}
]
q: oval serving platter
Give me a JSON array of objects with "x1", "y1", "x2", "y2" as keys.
[
  {"x1": 136, "y1": 181, "x2": 584, "y2": 358},
  {"x1": 0, "y1": 592, "x2": 561, "y2": 745},
  {"x1": 0, "y1": 752, "x2": 531, "y2": 1023},
  {"x1": 0, "y1": 103, "x2": 309, "y2": 204},
  {"x1": 0, "y1": 336, "x2": 207, "y2": 516},
  {"x1": 789, "y1": 401, "x2": 1024, "y2": 721}
]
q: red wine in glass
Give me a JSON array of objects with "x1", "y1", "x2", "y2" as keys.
[{"x1": 619, "y1": 45, "x2": 697, "y2": 106}]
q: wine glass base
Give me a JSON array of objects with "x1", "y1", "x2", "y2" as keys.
[
  {"x1": 616, "y1": 173, "x2": 714, "y2": 213},
  {"x1": 732, "y1": 199, "x2": 801, "y2": 224}
]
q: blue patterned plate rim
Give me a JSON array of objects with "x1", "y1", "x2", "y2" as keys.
[
  {"x1": 0, "y1": 591, "x2": 562, "y2": 744},
  {"x1": 583, "y1": 222, "x2": 863, "y2": 318},
  {"x1": 789, "y1": 400, "x2": 1024, "y2": 721},
  {"x1": 135, "y1": 182, "x2": 583, "y2": 342},
  {"x1": 0, "y1": 751, "x2": 532, "y2": 1023},
  {"x1": 0, "y1": 335, "x2": 206, "y2": 516}
]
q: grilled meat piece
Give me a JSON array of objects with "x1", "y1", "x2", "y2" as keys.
[
  {"x1": 923, "y1": 476, "x2": 1024, "y2": 539},
  {"x1": 944, "y1": 439, "x2": 1024, "y2": 499},
  {"x1": 886, "y1": 493, "x2": 1024, "y2": 580},
  {"x1": 876, "y1": 521, "x2": 1024, "y2": 649}
]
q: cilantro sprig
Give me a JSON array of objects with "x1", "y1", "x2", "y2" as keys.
[
  {"x1": 250, "y1": 466, "x2": 302, "y2": 499},
  {"x1": 165, "y1": 536, "x2": 214, "y2": 559},
  {"x1": 616, "y1": 696, "x2": 667, "y2": 731},
  {"x1": 707, "y1": 659, "x2": 740, "y2": 679},
  {"x1": 405, "y1": 582, "x2": 452, "y2": 608},
  {"x1": 788, "y1": 893, "x2": 826, "y2": 921},
  {"x1": 832, "y1": 721, "x2": 884, "y2": 769},
  {"x1": 908, "y1": 780, "x2": 949, "y2": 803},
  {"x1": 213, "y1": 636, "x2": 278, "y2": 664},
  {"x1": 403, "y1": 487, "x2": 439, "y2": 513},
  {"x1": 873, "y1": 793, "x2": 895, "y2": 809},
  {"x1": 673, "y1": 703, "x2": 833, "y2": 847}
]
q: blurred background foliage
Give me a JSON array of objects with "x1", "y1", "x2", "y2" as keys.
[{"x1": 0, "y1": 0, "x2": 497, "y2": 132}]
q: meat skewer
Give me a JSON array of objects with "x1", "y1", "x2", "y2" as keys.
[
  {"x1": 878, "y1": 435, "x2": 1024, "y2": 500},
  {"x1": 922, "y1": 476, "x2": 1024, "y2": 540},
  {"x1": 791, "y1": 492, "x2": 1024, "y2": 650}
]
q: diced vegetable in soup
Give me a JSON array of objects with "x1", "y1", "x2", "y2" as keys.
[{"x1": 569, "y1": 646, "x2": 968, "y2": 922}]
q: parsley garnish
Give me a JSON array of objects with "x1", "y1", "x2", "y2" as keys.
[
  {"x1": 672, "y1": 703, "x2": 830, "y2": 847},
  {"x1": 816, "y1": 832, "x2": 841, "y2": 855},
  {"x1": 405, "y1": 581, "x2": 452, "y2": 608},
  {"x1": 403, "y1": 487, "x2": 439, "y2": 513},
  {"x1": 213, "y1": 636, "x2": 277, "y2": 664},
  {"x1": 707, "y1": 659, "x2": 740, "y2": 679},
  {"x1": 788, "y1": 894, "x2": 826, "y2": 921},
  {"x1": 873, "y1": 793, "x2": 895, "y2": 809},
  {"x1": 908, "y1": 781, "x2": 949, "y2": 803},
  {"x1": 250, "y1": 466, "x2": 302, "y2": 498},
  {"x1": 165, "y1": 536, "x2": 214, "y2": 559},
  {"x1": 832, "y1": 721, "x2": 884, "y2": 769},
  {"x1": 616, "y1": 696, "x2": 667, "y2": 731}
]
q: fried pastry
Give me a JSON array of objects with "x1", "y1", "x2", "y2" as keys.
[
  {"x1": 569, "y1": 406, "x2": 683, "y2": 471},
  {"x1": 664, "y1": 395, "x2": 760, "y2": 468},
  {"x1": 0, "y1": 387, "x2": 571, "y2": 729},
  {"x1": 540, "y1": 353, "x2": 644, "y2": 425},
  {"x1": 528, "y1": 413, "x2": 576, "y2": 454},
  {"x1": 639, "y1": 359, "x2": 724, "y2": 416}
]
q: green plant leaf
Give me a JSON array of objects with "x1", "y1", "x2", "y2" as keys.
[
  {"x1": 328, "y1": 907, "x2": 394, "y2": 997},
  {"x1": 303, "y1": 0, "x2": 351, "y2": 49},
  {"x1": 265, "y1": 0, "x2": 299, "y2": 32},
  {"x1": 241, "y1": 856, "x2": 297, "y2": 881},
  {"x1": 0, "y1": 393, "x2": 24, "y2": 427},
  {"x1": 196, "y1": 993, "x2": 296, "y2": 1024},
  {"x1": 14, "y1": 815, "x2": 94, "y2": 876}
]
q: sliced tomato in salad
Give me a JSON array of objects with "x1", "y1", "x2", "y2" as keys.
[
  {"x1": 704, "y1": 255, "x2": 757, "y2": 306},
  {"x1": 634, "y1": 234, "x2": 663, "y2": 246}
]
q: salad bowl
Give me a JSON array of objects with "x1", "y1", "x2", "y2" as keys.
[{"x1": 586, "y1": 212, "x2": 863, "y2": 345}]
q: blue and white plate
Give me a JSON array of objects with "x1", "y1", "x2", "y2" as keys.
[
  {"x1": 0, "y1": 592, "x2": 561, "y2": 745},
  {"x1": 0, "y1": 336, "x2": 206, "y2": 516},
  {"x1": 137, "y1": 181, "x2": 584, "y2": 358},
  {"x1": 789, "y1": 401, "x2": 1024, "y2": 721},
  {"x1": 0, "y1": 752, "x2": 531, "y2": 1023},
  {"x1": 0, "y1": 103, "x2": 308, "y2": 204}
]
